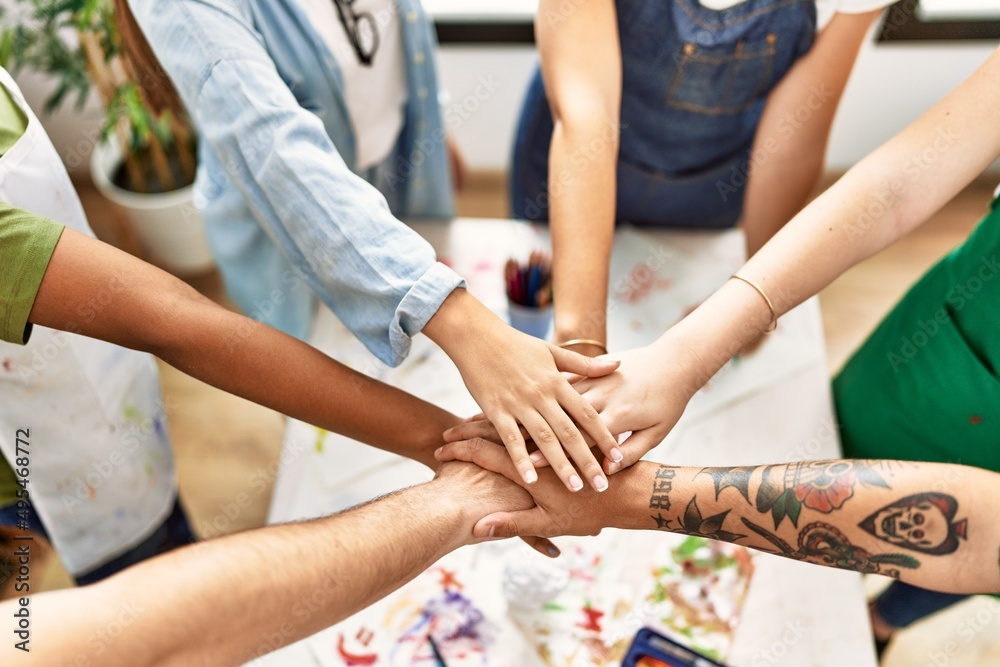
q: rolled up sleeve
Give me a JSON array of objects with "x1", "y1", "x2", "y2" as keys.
[{"x1": 131, "y1": 0, "x2": 463, "y2": 365}]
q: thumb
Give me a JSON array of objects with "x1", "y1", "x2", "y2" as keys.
[
  {"x1": 604, "y1": 428, "x2": 664, "y2": 474},
  {"x1": 474, "y1": 508, "x2": 554, "y2": 540},
  {"x1": 519, "y1": 536, "x2": 561, "y2": 558},
  {"x1": 549, "y1": 346, "x2": 620, "y2": 378}
]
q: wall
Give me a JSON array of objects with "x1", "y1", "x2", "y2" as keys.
[{"x1": 5, "y1": 6, "x2": 997, "y2": 176}]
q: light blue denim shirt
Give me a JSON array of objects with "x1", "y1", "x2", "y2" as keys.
[{"x1": 131, "y1": 0, "x2": 462, "y2": 365}]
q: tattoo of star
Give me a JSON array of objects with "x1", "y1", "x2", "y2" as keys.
[{"x1": 651, "y1": 513, "x2": 674, "y2": 530}]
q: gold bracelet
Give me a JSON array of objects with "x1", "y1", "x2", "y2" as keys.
[
  {"x1": 730, "y1": 274, "x2": 778, "y2": 334},
  {"x1": 558, "y1": 339, "x2": 608, "y2": 354}
]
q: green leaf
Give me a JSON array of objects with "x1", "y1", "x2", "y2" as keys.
[
  {"x1": 871, "y1": 553, "x2": 921, "y2": 570},
  {"x1": 857, "y1": 464, "x2": 890, "y2": 489},
  {"x1": 771, "y1": 490, "x2": 788, "y2": 527},
  {"x1": 785, "y1": 493, "x2": 802, "y2": 527}
]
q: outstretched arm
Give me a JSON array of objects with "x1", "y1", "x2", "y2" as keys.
[
  {"x1": 132, "y1": 0, "x2": 622, "y2": 495},
  {"x1": 0, "y1": 464, "x2": 534, "y2": 666},
  {"x1": 547, "y1": 45, "x2": 1000, "y2": 471},
  {"x1": 28, "y1": 225, "x2": 456, "y2": 466},
  {"x1": 437, "y1": 439, "x2": 1000, "y2": 595}
]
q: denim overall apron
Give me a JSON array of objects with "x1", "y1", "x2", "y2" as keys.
[{"x1": 511, "y1": 0, "x2": 816, "y2": 228}]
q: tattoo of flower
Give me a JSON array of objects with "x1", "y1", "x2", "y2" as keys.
[
  {"x1": 677, "y1": 496, "x2": 746, "y2": 543},
  {"x1": 756, "y1": 461, "x2": 890, "y2": 529}
]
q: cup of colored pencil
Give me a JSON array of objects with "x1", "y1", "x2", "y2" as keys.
[{"x1": 505, "y1": 251, "x2": 554, "y2": 340}]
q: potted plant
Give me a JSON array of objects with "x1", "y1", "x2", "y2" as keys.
[{"x1": 1, "y1": 0, "x2": 214, "y2": 275}]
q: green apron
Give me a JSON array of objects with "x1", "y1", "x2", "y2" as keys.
[{"x1": 834, "y1": 192, "x2": 1000, "y2": 471}]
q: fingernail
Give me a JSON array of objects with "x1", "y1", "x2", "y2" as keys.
[
  {"x1": 610, "y1": 447, "x2": 623, "y2": 463},
  {"x1": 488, "y1": 524, "x2": 496, "y2": 538},
  {"x1": 529, "y1": 451, "x2": 545, "y2": 464},
  {"x1": 607, "y1": 461, "x2": 620, "y2": 474},
  {"x1": 434, "y1": 446, "x2": 444, "y2": 458},
  {"x1": 569, "y1": 474, "x2": 584, "y2": 491},
  {"x1": 593, "y1": 475, "x2": 608, "y2": 492},
  {"x1": 523, "y1": 468, "x2": 538, "y2": 484},
  {"x1": 548, "y1": 545, "x2": 560, "y2": 557},
  {"x1": 604, "y1": 357, "x2": 621, "y2": 363}
]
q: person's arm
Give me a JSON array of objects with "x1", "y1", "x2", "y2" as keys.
[
  {"x1": 0, "y1": 463, "x2": 537, "y2": 666},
  {"x1": 554, "y1": 45, "x2": 1000, "y2": 470},
  {"x1": 436, "y1": 440, "x2": 1000, "y2": 595},
  {"x1": 742, "y1": 9, "x2": 882, "y2": 255},
  {"x1": 535, "y1": 0, "x2": 621, "y2": 356},
  {"x1": 132, "y1": 0, "x2": 622, "y2": 492},
  {"x1": 29, "y1": 227, "x2": 455, "y2": 466}
]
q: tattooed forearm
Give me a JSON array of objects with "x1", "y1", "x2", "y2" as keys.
[{"x1": 640, "y1": 461, "x2": 997, "y2": 593}]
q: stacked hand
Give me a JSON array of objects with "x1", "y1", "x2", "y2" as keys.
[
  {"x1": 426, "y1": 289, "x2": 625, "y2": 493},
  {"x1": 433, "y1": 459, "x2": 562, "y2": 557},
  {"x1": 435, "y1": 438, "x2": 625, "y2": 539},
  {"x1": 444, "y1": 339, "x2": 704, "y2": 475}
]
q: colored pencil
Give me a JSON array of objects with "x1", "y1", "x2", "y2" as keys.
[{"x1": 505, "y1": 251, "x2": 552, "y2": 308}]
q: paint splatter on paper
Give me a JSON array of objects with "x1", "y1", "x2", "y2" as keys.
[{"x1": 311, "y1": 532, "x2": 752, "y2": 667}]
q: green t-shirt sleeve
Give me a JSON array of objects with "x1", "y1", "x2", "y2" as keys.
[{"x1": 0, "y1": 201, "x2": 65, "y2": 345}]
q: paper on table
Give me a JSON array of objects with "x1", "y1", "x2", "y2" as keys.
[{"x1": 305, "y1": 529, "x2": 752, "y2": 667}]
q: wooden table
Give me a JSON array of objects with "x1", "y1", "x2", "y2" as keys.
[{"x1": 255, "y1": 219, "x2": 877, "y2": 667}]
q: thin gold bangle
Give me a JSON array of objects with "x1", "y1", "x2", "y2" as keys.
[
  {"x1": 558, "y1": 339, "x2": 608, "y2": 354},
  {"x1": 730, "y1": 274, "x2": 778, "y2": 334}
]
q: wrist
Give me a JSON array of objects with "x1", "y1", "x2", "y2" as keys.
[
  {"x1": 554, "y1": 309, "x2": 607, "y2": 349},
  {"x1": 416, "y1": 478, "x2": 476, "y2": 551},
  {"x1": 654, "y1": 281, "x2": 772, "y2": 393},
  {"x1": 424, "y1": 288, "x2": 500, "y2": 359},
  {"x1": 413, "y1": 410, "x2": 462, "y2": 468},
  {"x1": 607, "y1": 462, "x2": 663, "y2": 531}
]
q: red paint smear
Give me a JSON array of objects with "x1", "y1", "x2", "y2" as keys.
[
  {"x1": 438, "y1": 568, "x2": 463, "y2": 590},
  {"x1": 576, "y1": 606, "x2": 604, "y2": 633},
  {"x1": 617, "y1": 265, "x2": 672, "y2": 304},
  {"x1": 336, "y1": 634, "x2": 378, "y2": 665}
]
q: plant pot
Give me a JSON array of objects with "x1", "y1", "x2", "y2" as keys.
[{"x1": 91, "y1": 136, "x2": 215, "y2": 276}]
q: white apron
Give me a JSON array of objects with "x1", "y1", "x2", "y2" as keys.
[{"x1": 0, "y1": 68, "x2": 175, "y2": 575}]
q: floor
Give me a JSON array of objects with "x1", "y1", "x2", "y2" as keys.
[{"x1": 27, "y1": 173, "x2": 1000, "y2": 665}]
